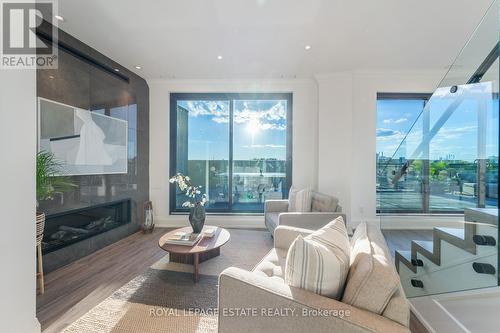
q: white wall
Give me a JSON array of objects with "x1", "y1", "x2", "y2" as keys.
[
  {"x1": 149, "y1": 72, "x2": 448, "y2": 229},
  {"x1": 316, "y1": 70, "x2": 446, "y2": 227},
  {"x1": 149, "y1": 79, "x2": 318, "y2": 227},
  {"x1": 0, "y1": 70, "x2": 40, "y2": 332}
]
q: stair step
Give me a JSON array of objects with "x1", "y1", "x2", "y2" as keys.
[
  {"x1": 395, "y1": 250, "x2": 417, "y2": 273},
  {"x1": 435, "y1": 227, "x2": 465, "y2": 240},
  {"x1": 413, "y1": 240, "x2": 434, "y2": 254},
  {"x1": 396, "y1": 250, "x2": 411, "y2": 262}
]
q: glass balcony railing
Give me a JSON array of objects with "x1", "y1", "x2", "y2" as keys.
[{"x1": 380, "y1": 1, "x2": 499, "y2": 298}]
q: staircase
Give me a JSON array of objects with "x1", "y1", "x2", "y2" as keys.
[{"x1": 395, "y1": 208, "x2": 498, "y2": 297}]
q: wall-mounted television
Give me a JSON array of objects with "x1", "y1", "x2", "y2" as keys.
[{"x1": 38, "y1": 98, "x2": 128, "y2": 175}]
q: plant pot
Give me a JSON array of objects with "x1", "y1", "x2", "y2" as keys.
[
  {"x1": 36, "y1": 212, "x2": 45, "y2": 246},
  {"x1": 188, "y1": 203, "x2": 206, "y2": 234}
]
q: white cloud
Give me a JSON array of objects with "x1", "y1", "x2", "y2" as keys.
[
  {"x1": 181, "y1": 100, "x2": 287, "y2": 131},
  {"x1": 182, "y1": 101, "x2": 229, "y2": 118},
  {"x1": 434, "y1": 125, "x2": 477, "y2": 140},
  {"x1": 234, "y1": 101, "x2": 287, "y2": 131},
  {"x1": 377, "y1": 128, "x2": 402, "y2": 137},
  {"x1": 383, "y1": 118, "x2": 408, "y2": 124}
]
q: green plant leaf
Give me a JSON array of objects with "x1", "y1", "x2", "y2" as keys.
[{"x1": 36, "y1": 151, "x2": 77, "y2": 202}]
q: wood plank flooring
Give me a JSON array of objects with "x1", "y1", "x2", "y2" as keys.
[
  {"x1": 37, "y1": 228, "x2": 170, "y2": 333},
  {"x1": 37, "y1": 227, "x2": 429, "y2": 333}
]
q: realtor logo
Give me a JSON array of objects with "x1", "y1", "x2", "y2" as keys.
[{"x1": 1, "y1": 0, "x2": 58, "y2": 69}]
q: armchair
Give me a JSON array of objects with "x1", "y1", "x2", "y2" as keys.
[{"x1": 264, "y1": 191, "x2": 345, "y2": 235}]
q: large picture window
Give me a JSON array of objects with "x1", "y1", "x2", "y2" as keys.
[
  {"x1": 170, "y1": 93, "x2": 292, "y2": 213},
  {"x1": 376, "y1": 91, "x2": 499, "y2": 214}
]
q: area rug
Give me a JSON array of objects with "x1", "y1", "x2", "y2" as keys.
[{"x1": 62, "y1": 229, "x2": 273, "y2": 333}]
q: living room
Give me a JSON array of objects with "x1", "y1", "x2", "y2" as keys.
[{"x1": 1, "y1": 1, "x2": 499, "y2": 333}]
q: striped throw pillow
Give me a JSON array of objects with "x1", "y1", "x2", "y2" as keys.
[
  {"x1": 285, "y1": 217, "x2": 350, "y2": 299},
  {"x1": 294, "y1": 188, "x2": 312, "y2": 212}
]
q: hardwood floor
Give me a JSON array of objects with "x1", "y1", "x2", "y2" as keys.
[
  {"x1": 37, "y1": 227, "x2": 429, "y2": 333},
  {"x1": 36, "y1": 228, "x2": 170, "y2": 333}
]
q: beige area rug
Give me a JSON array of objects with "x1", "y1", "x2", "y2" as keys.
[{"x1": 63, "y1": 229, "x2": 273, "y2": 333}]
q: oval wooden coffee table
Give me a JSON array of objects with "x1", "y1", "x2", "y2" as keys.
[{"x1": 158, "y1": 226, "x2": 230, "y2": 282}]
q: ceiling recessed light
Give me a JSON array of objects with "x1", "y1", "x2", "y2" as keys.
[
  {"x1": 134, "y1": 65, "x2": 142, "y2": 70},
  {"x1": 54, "y1": 15, "x2": 65, "y2": 22},
  {"x1": 217, "y1": 55, "x2": 223, "y2": 60},
  {"x1": 114, "y1": 68, "x2": 120, "y2": 72},
  {"x1": 304, "y1": 45, "x2": 312, "y2": 50}
]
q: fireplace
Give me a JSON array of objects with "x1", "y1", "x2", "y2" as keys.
[{"x1": 42, "y1": 199, "x2": 131, "y2": 254}]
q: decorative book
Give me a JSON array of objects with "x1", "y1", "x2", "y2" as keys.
[
  {"x1": 164, "y1": 232, "x2": 202, "y2": 246},
  {"x1": 203, "y1": 226, "x2": 217, "y2": 238}
]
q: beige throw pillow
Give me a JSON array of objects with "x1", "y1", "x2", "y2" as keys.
[
  {"x1": 288, "y1": 186, "x2": 299, "y2": 212},
  {"x1": 294, "y1": 188, "x2": 312, "y2": 212},
  {"x1": 285, "y1": 217, "x2": 350, "y2": 299}
]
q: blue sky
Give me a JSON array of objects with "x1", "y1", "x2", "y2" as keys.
[
  {"x1": 376, "y1": 86, "x2": 498, "y2": 161},
  {"x1": 178, "y1": 99, "x2": 287, "y2": 161}
]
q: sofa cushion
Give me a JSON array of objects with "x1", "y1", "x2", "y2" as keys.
[
  {"x1": 252, "y1": 248, "x2": 288, "y2": 283},
  {"x1": 284, "y1": 217, "x2": 350, "y2": 299},
  {"x1": 383, "y1": 285, "x2": 410, "y2": 327},
  {"x1": 311, "y1": 192, "x2": 339, "y2": 212},
  {"x1": 342, "y1": 222, "x2": 400, "y2": 315}
]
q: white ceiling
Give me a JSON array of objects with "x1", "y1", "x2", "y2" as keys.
[{"x1": 58, "y1": 0, "x2": 494, "y2": 79}]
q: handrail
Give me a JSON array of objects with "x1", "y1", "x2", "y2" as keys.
[{"x1": 379, "y1": 43, "x2": 499, "y2": 181}]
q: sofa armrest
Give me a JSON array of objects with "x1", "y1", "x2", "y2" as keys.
[
  {"x1": 274, "y1": 225, "x2": 314, "y2": 250},
  {"x1": 265, "y1": 200, "x2": 289, "y2": 213},
  {"x1": 218, "y1": 267, "x2": 410, "y2": 333},
  {"x1": 278, "y1": 212, "x2": 347, "y2": 231}
]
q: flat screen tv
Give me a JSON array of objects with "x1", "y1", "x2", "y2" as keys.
[{"x1": 38, "y1": 98, "x2": 128, "y2": 175}]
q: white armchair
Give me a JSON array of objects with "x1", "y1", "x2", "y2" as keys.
[{"x1": 264, "y1": 191, "x2": 345, "y2": 235}]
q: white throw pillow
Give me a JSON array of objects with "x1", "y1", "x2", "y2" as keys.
[
  {"x1": 285, "y1": 217, "x2": 350, "y2": 299},
  {"x1": 288, "y1": 186, "x2": 298, "y2": 212},
  {"x1": 294, "y1": 188, "x2": 312, "y2": 212}
]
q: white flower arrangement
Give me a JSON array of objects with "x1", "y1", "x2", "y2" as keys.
[{"x1": 169, "y1": 173, "x2": 208, "y2": 209}]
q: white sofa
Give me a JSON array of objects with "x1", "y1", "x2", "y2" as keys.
[{"x1": 218, "y1": 222, "x2": 410, "y2": 333}]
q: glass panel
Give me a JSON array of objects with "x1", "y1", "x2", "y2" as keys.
[
  {"x1": 174, "y1": 100, "x2": 230, "y2": 211},
  {"x1": 232, "y1": 100, "x2": 288, "y2": 212},
  {"x1": 376, "y1": 98, "x2": 426, "y2": 213},
  {"x1": 379, "y1": 1, "x2": 499, "y2": 299}
]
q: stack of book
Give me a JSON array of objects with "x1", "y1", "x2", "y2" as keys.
[
  {"x1": 203, "y1": 226, "x2": 217, "y2": 238},
  {"x1": 164, "y1": 232, "x2": 202, "y2": 246}
]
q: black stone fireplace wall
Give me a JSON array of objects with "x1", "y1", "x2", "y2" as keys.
[{"x1": 37, "y1": 23, "x2": 149, "y2": 273}]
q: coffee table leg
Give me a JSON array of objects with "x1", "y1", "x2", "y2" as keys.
[{"x1": 193, "y1": 253, "x2": 200, "y2": 282}]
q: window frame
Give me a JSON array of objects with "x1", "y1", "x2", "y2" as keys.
[
  {"x1": 376, "y1": 92, "x2": 432, "y2": 214},
  {"x1": 169, "y1": 92, "x2": 293, "y2": 215}
]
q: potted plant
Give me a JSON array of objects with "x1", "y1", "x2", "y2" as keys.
[
  {"x1": 169, "y1": 173, "x2": 208, "y2": 233},
  {"x1": 36, "y1": 151, "x2": 76, "y2": 244}
]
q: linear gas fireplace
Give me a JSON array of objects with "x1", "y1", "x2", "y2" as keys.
[{"x1": 42, "y1": 199, "x2": 131, "y2": 254}]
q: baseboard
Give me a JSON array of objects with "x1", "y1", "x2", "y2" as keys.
[
  {"x1": 35, "y1": 317, "x2": 41, "y2": 333},
  {"x1": 155, "y1": 215, "x2": 266, "y2": 229}
]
